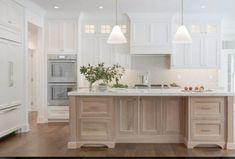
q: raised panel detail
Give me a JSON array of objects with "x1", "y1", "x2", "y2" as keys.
[
  {"x1": 150, "y1": 22, "x2": 169, "y2": 45},
  {"x1": 191, "y1": 97, "x2": 225, "y2": 119},
  {"x1": 191, "y1": 120, "x2": 224, "y2": 141},
  {"x1": 82, "y1": 37, "x2": 98, "y2": 65},
  {"x1": 162, "y1": 97, "x2": 182, "y2": 135},
  {"x1": 140, "y1": 97, "x2": 161, "y2": 135},
  {"x1": 79, "y1": 97, "x2": 113, "y2": 118},
  {"x1": 116, "y1": 97, "x2": 138, "y2": 136},
  {"x1": 79, "y1": 119, "x2": 112, "y2": 141},
  {"x1": 63, "y1": 21, "x2": 76, "y2": 53},
  {"x1": 132, "y1": 22, "x2": 149, "y2": 45}
]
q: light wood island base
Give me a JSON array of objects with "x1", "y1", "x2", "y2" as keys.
[{"x1": 68, "y1": 95, "x2": 234, "y2": 149}]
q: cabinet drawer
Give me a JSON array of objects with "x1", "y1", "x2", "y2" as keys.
[
  {"x1": 79, "y1": 97, "x2": 113, "y2": 118},
  {"x1": 0, "y1": 106, "x2": 21, "y2": 138},
  {"x1": 191, "y1": 120, "x2": 224, "y2": 141},
  {"x1": 78, "y1": 119, "x2": 112, "y2": 141},
  {"x1": 191, "y1": 97, "x2": 225, "y2": 118}
]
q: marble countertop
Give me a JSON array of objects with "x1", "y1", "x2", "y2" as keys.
[{"x1": 68, "y1": 88, "x2": 235, "y2": 97}]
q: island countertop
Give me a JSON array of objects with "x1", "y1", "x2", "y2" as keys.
[{"x1": 68, "y1": 88, "x2": 235, "y2": 97}]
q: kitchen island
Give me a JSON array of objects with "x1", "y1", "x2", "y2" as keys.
[{"x1": 68, "y1": 89, "x2": 235, "y2": 149}]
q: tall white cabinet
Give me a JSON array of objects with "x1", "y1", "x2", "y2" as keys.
[
  {"x1": 0, "y1": 0, "x2": 23, "y2": 138},
  {"x1": 171, "y1": 18, "x2": 221, "y2": 69}
]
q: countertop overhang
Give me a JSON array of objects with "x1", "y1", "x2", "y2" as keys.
[{"x1": 68, "y1": 88, "x2": 235, "y2": 97}]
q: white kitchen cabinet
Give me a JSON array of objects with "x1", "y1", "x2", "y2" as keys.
[
  {"x1": 0, "y1": 38, "x2": 22, "y2": 138},
  {"x1": 82, "y1": 36, "x2": 99, "y2": 66},
  {"x1": 47, "y1": 20, "x2": 77, "y2": 53},
  {"x1": 128, "y1": 14, "x2": 172, "y2": 55},
  {"x1": 171, "y1": 19, "x2": 221, "y2": 69},
  {"x1": 0, "y1": 0, "x2": 23, "y2": 31},
  {"x1": 82, "y1": 23, "x2": 130, "y2": 68},
  {"x1": 0, "y1": 39, "x2": 22, "y2": 108},
  {"x1": 98, "y1": 37, "x2": 114, "y2": 66}
]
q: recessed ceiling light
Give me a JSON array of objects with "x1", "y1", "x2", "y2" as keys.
[
  {"x1": 54, "y1": 6, "x2": 59, "y2": 9},
  {"x1": 201, "y1": 5, "x2": 206, "y2": 9},
  {"x1": 99, "y1": 6, "x2": 104, "y2": 9}
]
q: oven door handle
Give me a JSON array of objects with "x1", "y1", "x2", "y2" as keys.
[
  {"x1": 48, "y1": 83, "x2": 77, "y2": 86},
  {"x1": 48, "y1": 60, "x2": 76, "y2": 63}
]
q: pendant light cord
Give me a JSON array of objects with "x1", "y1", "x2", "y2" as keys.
[
  {"x1": 115, "y1": 0, "x2": 118, "y2": 25},
  {"x1": 181, "y1": 0, "x2": 184, "y2": 25}
]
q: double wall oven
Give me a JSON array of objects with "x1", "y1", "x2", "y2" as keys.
[{"x1": 48, "y1": 54, "x2": 77, "y2": 106}]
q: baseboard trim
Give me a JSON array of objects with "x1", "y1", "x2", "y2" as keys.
[
  {"x1": 20, "y1": 124, "x2": 30, "y2": 133},
  {"x1": 116, "y1": 135, "x2": 184, "y2": 143},
  {"x1": 37, "y1": 116, "x2": 48, "y2": 123}
]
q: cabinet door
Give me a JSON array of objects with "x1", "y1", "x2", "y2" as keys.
[
  {"x1": 63, "y1": 21, "x2": 76, "y2": 53},
  {"x1": 113, "y1": 44, "x2": 130, "y2": 69},
  {"x1": 204, "y1": 36, "x2": 220, "y2": 68},
  {"x1": 7, "y1": 1, "x2": 23, "y2": 30},
  {"x1": 0, "y1": 40, "x2": 9, "y2": 107},
  {"x1": 47, "y1": 21, "x2": 63, "y2": 53},
  {"x1": 7, "y1": 42, "x2": 21, "y2": 104},
  {"x1": 140, "y1": 97, "x2": 161, "y2": 135},
  {"x1": 98, "y1": 37, "x2": 113, "y2": 66},
  {"x1": 172, "y1": 44, "x2": 190, "y2": 68},
  {"x1": 162, "y1": 97, "x2": 183, "y2": 135},
  {"x1": 0, "y1": 0, "x2": 8, "y2": 26},
  {"x1": 150, "y1": 22, "x2": 170, "y2": 45},
  {"x1": 132, "y1": 22, "x2": 150, "y2": 45},
  {"x1": 82, "y1": 37, "x2": 98, "y2": 66},
  {"x1": 116, "y1": 97, "x2": 138, "y2": 137},
  {"x1": 190, "y1": 36, "x2": 203, "y2": 67}
]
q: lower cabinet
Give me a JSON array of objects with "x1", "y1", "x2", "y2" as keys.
[
  {"x1": 116, "y1": 97, "x2": 183, "y2": 138},
  {"x1": 139, "y1": 97, "x2": 161, "y2": 135},
  {"x1": 186, "y1": 97, "x2": 226, "y2": 149},
  {"x1": 162, "y1": 97, "x2": 183, "y2": 135},
  {"x1": 76, "y1": 97, "x2": 114, "y2": 147},
  {"x1": 78, "y1": 118, "x2": 112, "y2": 141},
  {"x1": 116, "y1": 97, "x2": 138, "y2": 137}
]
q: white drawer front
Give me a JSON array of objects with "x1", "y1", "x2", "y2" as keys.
[
  {"x1": 0, "y1": 106, "x2": 20, "y2": 138},
  {"x1": 79, "y1": 119, "x2": 112, "y2": 141},
  {"x1": 191, "y1": 97, "x2": 225, "y2": 119},
  {"x1": 191, "y1": 120, "x2": 224, "y2": 141}
]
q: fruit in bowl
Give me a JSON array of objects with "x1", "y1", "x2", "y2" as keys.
[
  {"x1": 195, "y1": 86, "x2": 199, "y2": 91},
  {"x1": 189, "y1": 87, "x2": 193, "y2": 91},
  {"x1": 184, "y1": 87, "x2": 188, "y2": 91},
  {"x1": 199, "y1": 86, "x2": 204, "y2": 92}
]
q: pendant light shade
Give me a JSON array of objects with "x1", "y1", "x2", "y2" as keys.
[
  {"x1": 107, "y1": 25, "x2": 127, "y2": 44},
  {"x1": 107, "y1": 0, "x2": 127, "y2": 44},
  {"x1": 173, "y1": 0, "x2": 192, "y2": 44},
  {"x1": 173, "y1": 25, "x2": 192, "y2": 43}
]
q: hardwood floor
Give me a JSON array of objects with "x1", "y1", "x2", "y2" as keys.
[{"x1": 0, "y1": 112, "x2": 235, "y2": 157}]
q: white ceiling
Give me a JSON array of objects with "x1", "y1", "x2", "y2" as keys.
[{"x1": 31, "y1": 0, "x2": 235, "y2": 15}]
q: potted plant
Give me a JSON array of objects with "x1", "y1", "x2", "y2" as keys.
[
  {"x1": 111, "y1": 64, "x2": 128, "y2": 89},
  {"x1": 80, "y1": 63, "x2": 106, "y2": 92}
]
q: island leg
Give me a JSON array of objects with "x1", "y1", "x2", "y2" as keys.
[
  {"x1": 68, "y1": 96, "x2": 78, "y2": 149},
  {"x1": 227, "y1": 96, "x2": 235, "y2": 149}
]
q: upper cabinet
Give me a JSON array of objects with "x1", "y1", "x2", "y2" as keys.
[
  {"x1": 81, "y1": 22, "x2": 130, "y2": 68},
  {"x1": 47, "y1": 20, "x2": 77, "y2": 53},
  {"x1": 0, "y1": 0, "x2": 23, "y2": 31},
  {"x1": 171, "y1": 17, "x2": 221, "y2": 69},
  {"x1": 128, "y1": 14, "x2": 172, "y2": 55}
]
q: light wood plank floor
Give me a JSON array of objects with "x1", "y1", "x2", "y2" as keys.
[{"x1": 0, "y1": 112, "x2": 235, "y2": 157}]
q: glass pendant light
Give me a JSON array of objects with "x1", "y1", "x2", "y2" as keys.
[
  {"x1": 173, "y1": 0, "x2": 192, "y2": 43},
  {"x1": 107, "y1": 0, "x2": 127, "y2": 44}
]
